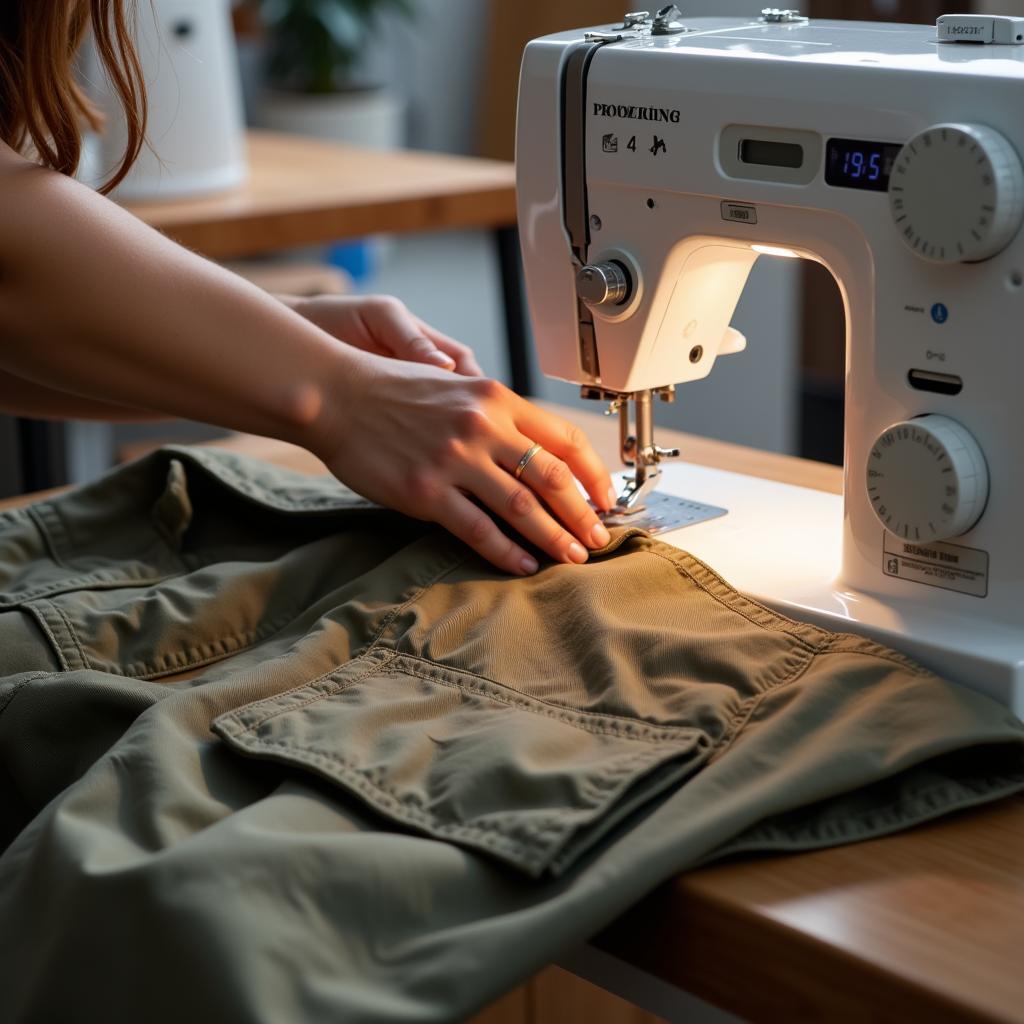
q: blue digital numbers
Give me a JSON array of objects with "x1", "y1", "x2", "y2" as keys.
[{"x1": 826, "y1": 138, "x2": 902, "y2": 192}]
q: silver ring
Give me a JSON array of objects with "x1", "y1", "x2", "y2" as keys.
[{"x1": 512, "y1": 443, "x2": 544, "y2": 481}]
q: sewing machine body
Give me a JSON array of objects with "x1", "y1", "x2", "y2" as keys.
[{"x1": 516, "y1": 15, "x2": 1024, "y2": 712}]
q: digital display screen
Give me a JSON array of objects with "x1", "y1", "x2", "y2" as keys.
[
  {"x1": 825, "y1": 138, "x2": 902, "y2": 191},
  {"x1": 739, "y1": 139, "x2": 804, "y2": 169}
]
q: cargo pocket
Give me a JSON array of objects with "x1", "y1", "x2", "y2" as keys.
[{"x1": 213, "y1": 648, "x2": 710, "y2": 877}]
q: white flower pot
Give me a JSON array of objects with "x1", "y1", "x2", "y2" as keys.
[{"x1": 256, "y1": 88, "x2": 405, "y2": 150}]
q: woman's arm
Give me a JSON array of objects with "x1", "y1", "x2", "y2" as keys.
[
  {"x1": 0, "y1": 146, "x2": 360, "y2": 443},
  {"x1": 0, "y1": 145, "x2": 615, "y2": 573},
  {"x1": 0, "y1": 369, "x2": 165, "y2": 420}
]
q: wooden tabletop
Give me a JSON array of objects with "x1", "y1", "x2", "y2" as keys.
[
  {"x1": 5, "y1": 407, "x2": 1022, "y2": 1023},
  {"x1": 123, "y1": 131, "x2": 517, "y2": 259}
]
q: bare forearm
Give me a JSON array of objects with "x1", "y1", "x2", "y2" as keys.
[
  {"x1": 0, "y1": 369, "x2": 166, "y2": 420},
  {"x1": 0, "y1": 150, "x2": 363, "y2": 452}
]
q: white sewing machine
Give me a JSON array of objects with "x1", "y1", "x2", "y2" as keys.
[{"x1": 516, "y1": 9, "x2": 1024, "y2": 713}]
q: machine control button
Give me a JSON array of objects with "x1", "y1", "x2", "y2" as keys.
[
  {"x1": 936, "y1": 14, "x2": 1024, "y2": 45},
  {"x1": 889, "y1": 123, "x2": 1024, "y2": 263},
  {"x1": 576, "y1": 261, "x2": 631, "y2": 306},
  {"x1": 866, "y1": 414, "x2": 989, "y2": 542}
]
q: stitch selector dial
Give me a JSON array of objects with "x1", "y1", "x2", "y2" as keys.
[
  {"x1": 889, "y1": 123, "x2": 1024, "y2": 262},
  {"x1": 866, "y1": 414, "x2": 988, "y2": 542}
]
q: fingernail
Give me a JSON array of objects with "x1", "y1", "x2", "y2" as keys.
[
  {"x1": 520, "y1": 554, "x2": 539, "y2": 575},
  {"x1": 425, "y1": 350, "x2": 456, "y2": 368},
  {"x1": 567, "y1": 542, "x2": 588, "y2": 564},
  {"x1": 606, "y1": 487, "x2": 619, "y2": 510},
  {"x1": 591, "y1": 522, "x2": 611, "y2": 547}
]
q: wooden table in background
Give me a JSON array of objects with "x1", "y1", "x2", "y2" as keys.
[
  {"x1": 5, "y1": 407, "x2": 1023, "y2": 1024},
  {"x1": 128, "y1": 132, "x2": 528, "y2": 397},
  {"x1": 125, "y1": 132, "x2": 517, "y2": 261}
]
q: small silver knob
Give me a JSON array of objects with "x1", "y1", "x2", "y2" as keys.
[
  {"x1": 621, "y1": 11, "x2": 652, "y2": 29},
  {"x1": 576, "y1": 261, "x2": 630, "y2": 307},
  {"x1": 761, "y1": 8, "x2": 808, "y2": 23},
  {"x1": 653, "y1": 5, "x2": 688, "y2": 35}
]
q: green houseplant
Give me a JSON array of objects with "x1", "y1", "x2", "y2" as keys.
[
  {"x1": 253, "y1": 0, "x2": 416, "y2": 278},
  {"x1": 259, "y1": 0, "x2": 415, "y2": 94}
]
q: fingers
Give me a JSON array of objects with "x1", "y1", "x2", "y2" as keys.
[
  {"x1": 497, "y1": 436, "x2": 611, "y2": 554},
  {"x1": 364, "y1": 298, "x2": 456, "y2": 370},
  {"x1": 435, "y1": 488, "x2": 539, "y2": 577},
  {"x1": 469, "y1": 459, "x2": 607, "y2": 565},
  {"x1": 415, "y1": 318, "x2": 484, "y2": 377},
  {"x1": 511, "y1": 402, "x2": 616, "y2": 511}
]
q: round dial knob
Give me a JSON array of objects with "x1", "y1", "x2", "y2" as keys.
[
  {"x1": 889, "y1": 123, "x2": 1024, "y2": 262},
  {"x1": 576, "y1": 261, "x2": 631, "y2": 307},
  {"x1": 866, "y1": 414, "x2": 988, "y2": 542}
]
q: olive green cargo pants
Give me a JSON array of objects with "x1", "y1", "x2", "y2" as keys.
[{"x1": 1, "y1": 447, "x2": 1021, "y2": 1022}]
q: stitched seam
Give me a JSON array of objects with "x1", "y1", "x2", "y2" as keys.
[
  {"x1": 720, "y1": 769, "x2": 1024, "y2": 854},
  {"x1": 224, "y1": 649, "x2": 704, "y2": 746},
  {"x1": 362, "y1": 551, "x2": 469, "y2": 654},
  {"x1": 0, "y1": 672, "x2": 53, "y2": 720},
  {"x1": 0, "y1": 507, "x2": 30, "y2": 528},
  {"x1": 642, "y1": 545, "x2": 820, "y2": 653},
  {"x1": 220, "y1": 549, "x2": 468, "y2": 729},
  {"x1": 816, "y1": 634, "x2": 932, "y2": 674},
  {"x1": 223, "y1": 650, "x2": 402, "y2": 734},
  {"x1": 709, "y1": 642, "x2": 824, "y2": 764},
  {"x1": 674, "y1": 550, "x2": 827, "y2": 642},
  {"x1": 0, "y1": 570, "x2": 181, "y2": 609},
  {"x1": 22, "y1": 603, "x2": 71, "y2": 672},
  {"x1": 643, "y1": 539, "x2": 931, "y2": 673},
  {"x1": 393, "y1": 655, "x2": 703, "y2": 743},
  {"x1": 26, "y1": 504, "x2": 67, "y2": 568},
  {"x1": 102, "y1": 611, "x2": 306, "y2": 680},
  {"x1": 49, "y1": 599, "x2": 92, "y2": 672}
]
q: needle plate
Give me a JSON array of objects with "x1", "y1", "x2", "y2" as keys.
[{"x1": 599, "y1": 491, "x2": 728, "y2": 535}]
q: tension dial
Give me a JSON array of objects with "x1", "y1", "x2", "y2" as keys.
[
  {"x1": 866, "y1": 414, "x2": 988, "y2": 542},
  {"x1": 889, "y1": 123, "x2": 1024, "y2": 262}
]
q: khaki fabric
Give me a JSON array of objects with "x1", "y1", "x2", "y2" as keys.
[{"x1": 0, "y1": 447, "x2": 1021, "y2": 1022}]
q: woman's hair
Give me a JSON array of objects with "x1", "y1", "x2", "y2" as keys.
[{"x1": 0, "y1": 2, "x2": 147, "y2": 194}]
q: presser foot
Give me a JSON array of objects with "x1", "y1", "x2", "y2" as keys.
[
  {"x1": 580, "y1": 384, "x2": 681, "y2": 515},
  {"x1": 611, "y1": 467, "x2": 662, "y2": 514}
]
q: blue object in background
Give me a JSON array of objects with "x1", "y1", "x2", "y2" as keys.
[
  {"x1": 329, "y1": 240, "x2": 376, "y2": 282},
  {"x1": 931, "y1": 302, "x2": 949, "y2": 324}
]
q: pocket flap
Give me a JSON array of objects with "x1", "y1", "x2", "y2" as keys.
[{"x1": 213, "y1": 651, "x2": 709, "y2": 877}]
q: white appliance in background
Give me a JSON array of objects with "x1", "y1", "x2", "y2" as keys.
[{"x1": 89, "y1": 0, "x2": 246, "y2": 200}]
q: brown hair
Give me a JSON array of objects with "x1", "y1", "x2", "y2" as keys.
[{"x1": 0, "y1": 2, "x2": 147, "y2": 194}]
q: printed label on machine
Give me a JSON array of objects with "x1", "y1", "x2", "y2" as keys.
[{"x1": 882, "y1": 534, "x2": 989, "y2": 598}]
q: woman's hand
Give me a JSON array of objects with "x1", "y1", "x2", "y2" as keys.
[
  {"x1": 315, "y1": 354, "x2": 616, "y2": 575},
  {"x1": 284, "y1": 294, "x2": 483, "y2": 377}
]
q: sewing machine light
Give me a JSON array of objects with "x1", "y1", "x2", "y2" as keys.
[{"x1": 750, "y1": 244, "x2": 801, "y2": 259}]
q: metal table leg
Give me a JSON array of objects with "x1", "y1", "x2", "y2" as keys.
[
  {"x1": 16, "y1": 418, "x2": 66, "y2": 493},
  {"x1": 494, "y1": 225, "x2": 533, "y2": 396}
]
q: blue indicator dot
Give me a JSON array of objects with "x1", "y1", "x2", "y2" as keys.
[{"x1": 931, "y1": 303, "x2": 949, "y2": 324}]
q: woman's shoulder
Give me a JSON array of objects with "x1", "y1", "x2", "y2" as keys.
[{"x1": 0, "y1": 139, "x2": 28, "y2": 167}]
